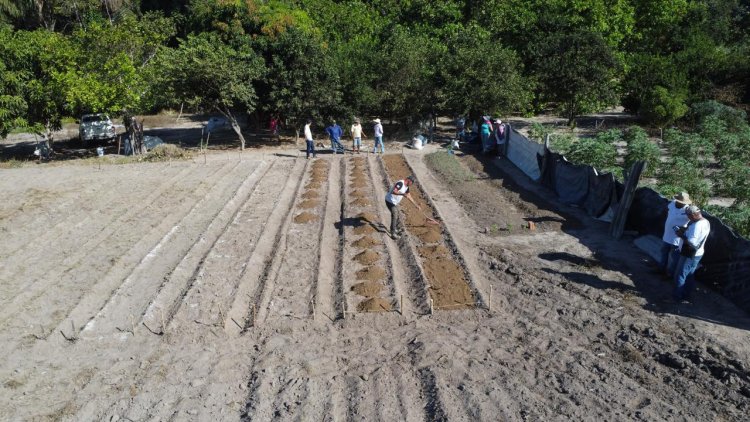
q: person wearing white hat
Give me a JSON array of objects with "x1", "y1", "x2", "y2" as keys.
[
  {"x1": 659, "y1": 192, "x2": 691, "y2": 277},
  {"x1": 372, "y1": 118, "x2": 384, "y2": 154}
]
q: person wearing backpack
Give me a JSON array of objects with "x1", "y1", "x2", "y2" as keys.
[{"x1": 672, "y1": 205, "x2": 710, "y2": 302}]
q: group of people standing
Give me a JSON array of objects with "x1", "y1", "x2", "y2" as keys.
[
  {"x1": 456, "y1": 116, "x2": 507, "y2": 155},
  {"x1": 659, "y1": 192, "x2": 711, "y2": 303},
  {"x1": 303, "y1": 118, "x2": 385, "y2": 159}
]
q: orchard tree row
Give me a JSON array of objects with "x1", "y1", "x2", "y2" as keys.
[{"x1": 1, "y1": 1, "x2": 749, "y2": 142}]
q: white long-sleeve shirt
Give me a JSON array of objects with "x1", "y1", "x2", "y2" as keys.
[
  {"x1": 662, "y1": 201, "x2": 690, "y2": 245},
  {"x1": 304, "y1": 123, "x2": 313, "y2": 141},
  {"x1": 679, "y1": 218, "x2": 710, "y2": 257}
]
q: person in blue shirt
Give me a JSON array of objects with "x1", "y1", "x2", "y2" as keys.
[{"x1": 325, "y1": 120, "x2": 344, "y2": 154}]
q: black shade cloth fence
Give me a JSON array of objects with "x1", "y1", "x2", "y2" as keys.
[{"x1": 497, "y1": 130, "x2": 750, "y2": 314}]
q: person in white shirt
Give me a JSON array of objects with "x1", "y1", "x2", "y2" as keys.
[
  {"x1": 384, "y1": 176, "x2": 420, "y2": 239},
  {"x1": 304, "y1": 119, "x2": 316, "y2": 159},
  {"x1": 372, "y1": 118, "x2": 384, "y2": 154},
  {"x1": 673, "y1": 205, "x2": 710, "y2": 302},
  {"x1": 660, "y1": 192, "x2": 691, "y2": 277},
  {"x1": 351, "y1": 118, "x2": 365, "y2": 153}
]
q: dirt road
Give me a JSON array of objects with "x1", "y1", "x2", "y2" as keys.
[{"x1": 1, "y1": 147, "x2": 749, "y2": 421}]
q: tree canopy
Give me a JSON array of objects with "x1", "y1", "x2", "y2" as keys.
[{"x1": 0, "y1": 0, "x2": 748, "y2": 140}]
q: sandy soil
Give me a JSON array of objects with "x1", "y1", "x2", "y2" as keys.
[{"x1": 1, "y1": 141, "x2": 749, "y2": 421}]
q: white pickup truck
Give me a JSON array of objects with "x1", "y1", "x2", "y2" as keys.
[{"x1": 79, "y1": 113, "x2": 116, "y2": 144}]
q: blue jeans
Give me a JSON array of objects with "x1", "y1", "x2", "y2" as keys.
[
  {"x1": 373, "y1": 136, "x2": 384, "y2": 153},
  {"x1": 659, "y1": 242, "x2": 680, "y2": 276},
  {"x1": 481, "y1": 132, "x2": 491, "y2": 152},
  {"x1": 306, "y1": 140, "x2": 315, "y2": 158},
  {"x1": 353, "y1": 137, "x2": 361, "y2": 149},
  {"x1": 674, "y1": 254, "x2": 702, "y2": 301},
  {"x1": 331, "y1": 138, "x2": 344, "y2": 153}
]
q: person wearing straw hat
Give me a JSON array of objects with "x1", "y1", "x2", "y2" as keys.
[
  {"x1": 350, "y1": 118, "x2": 365, "y2": 153},
  {"x1": 672, "y1": 205, "x2": 710, "y2": 302},
  {"x1": 385, "y1": 176, "x2": 420, "y2": 239},
  {"x1": 659, "y1": 192, "x2": 691, "y2": 277},
  {"x1": 372, "y1": 118, "x2": 384, "y2": 154}
]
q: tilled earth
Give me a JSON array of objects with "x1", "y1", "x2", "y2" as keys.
[{"x1": 0, "y1": 146, "x2": 749, "y2": 421}]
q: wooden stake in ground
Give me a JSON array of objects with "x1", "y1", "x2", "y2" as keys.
[
  {"x1": 400, "y1": 295, "x2": 404, "y2": 316},
  {"x1": 489, "y1": 285, "x2": 493, "y2": 311},
  {"x1": 204, "y1": 132, "x2": 211, "y2": 165},
  {"x1": 160, "y1": 308, "x2": 166, "y2": 334},
  {"x1": 218, "y1": 303, "x2": 226, "y2": 327},
  {"x1": 430, "y1": 299, "x2": 434, "y2": 315},
  {"x1": 129, "y1": 314, "x2": 136, "y2": 335},
  {"x1": 311, "y1": 300, "x2": 315, "y2": 320},
  {"x1": 251, "y1": 304, "x2": 256, "y2": 327}
]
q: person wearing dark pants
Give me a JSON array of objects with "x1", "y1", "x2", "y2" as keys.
[
  {"x1": 672, "y1": 205, "x2": 710, "y2": 302},
  {"x1": 304, "y1": 119, "x2": 316, "y2": 159},
  {"x1": 384, "y1": 176, "x2": 419, "y2": 239},
  {"x1": 659, "y1": 192, "x2": 691, "y2": 277}
]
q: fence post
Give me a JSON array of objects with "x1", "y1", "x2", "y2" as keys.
[{"x1": 610, "y1": 161, "x2": 646, "y2": 239}]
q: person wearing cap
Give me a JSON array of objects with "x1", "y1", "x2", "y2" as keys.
[
  {"x1": 659, "y1": 192, "x2": 692, "y2": 277},
  {"x1": 304, "y1": 119, "x2": 316, "y2": 159},
  {"x1": 372, "y1": 118, "x2": 384, "y2": 154},
  {"x1": 493, "y1": 119, "x2": 506, "y2": 156},
  {"x1": 672, "y1": 205, "x2": 711, "y2": 302},
  {"x1": 325, "y1": 119, "x2": 344, "y2": 154},
  {"x1": 385, "y1": 176, "x2": 420, "y2": 239},
  {"x1": 351, "y1": 118, "x2": 365, "y2": 153}
]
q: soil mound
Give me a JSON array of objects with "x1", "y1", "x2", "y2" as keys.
[
  {"x1": 351, "y1": 280, "x2": 384, "y2": 297},
  {"x1": 353, "y1": 224, "x2": 376, "y2": 235},
  {"x1": 357, "y1": 297, "x2": 392, "y2": 312},
  {"x1": 351, "y1": 198, "x2": 371, "y2": 207},
  {"x1": 351, "y1": 189, "x2": 368, "y2": 198},
  {"x1": 423, "y1": 254, "x2": 473, "y2": 309},
  {"x1": 356, "y1": 266, "x2": 386, "y2": 281},
  {"x1": 306, "y1": 181, "x2": 322, "y2": 189},
  {"x1": 310, "y1": 173, "x2": 328, "y2": 182},
  {"x1": 312, "y1": 160, "x2": 328, "y2": 168},
  {"x1": 349, "y1": 179, "x2": 367, "y2": 188},
  {"x1": 298, "y1": 199, "x2": 319, "y2": 209},
  {"x1": 357, "y1": 212, "x2": 378, "y2": 223},
  {"x1": 354, "y1": 250, "x2": 380, "y2": 265},
  {"x1": 418, "y1": 244, "x2": 450, "y2": 257},
  {"x1": 294, "y1": 212, "x2": 319, "y2": 224},
  {"x1": 352, "y1": 236, "x2": 381, "y2": 248},
  {"x1": 412, "y1": 226, "x2": 442, "y2": 243},
  {"x1": 351, "y1": 157, "x2": 365, "y2": 165},
  {"x1": 302, "y1": 190, "x2": 319, "y2": 199}
]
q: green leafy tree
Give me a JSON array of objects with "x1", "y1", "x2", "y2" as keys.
[
  {"x1": 374, "y1": 25, "x2": 442, "y2": 124},
  {"x1": 705, "y1": 202, "x2": 750, "y2": 239},
  {"x1": 0, "y1": 27, "x2": 28, "y2": 137},
  {"x1": 662, "y1": 128, "x2": 714, "y2": 168},
  {"x1": 442, "y1": 24, "x2": 532, "y2": 119},
  {"x1": 657, "y1": 157, "x2": 712, "y2": 206},
  {"x1": 530, "y1": 29, "x2": 620, "y2": 125},
  {"x1": 152, "y1": 32, "x2": 265, "y2": 149},
  {"x1": 0, "y1": 28, "x2": 75, "y2": 147},
  {"x1": 715, "y1": 160, "x2": 750, "y2": 202},
  {"x1": 254, "y1": 26, "x2": 340, "y2": 136},
  {"x1": 624, "y1": 126, "x2": 660, "y2": 177},
  {"x1": 565, "y1": 129, "x2": 619, "y2": 173}
]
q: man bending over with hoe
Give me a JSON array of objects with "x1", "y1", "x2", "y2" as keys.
[{"x1": 385, "y1": 176, "x2": 420, "y2": 239}]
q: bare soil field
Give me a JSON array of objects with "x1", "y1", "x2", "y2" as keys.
[{"x1": 1, "y1": 141, "x2": 750, "y2": 421}]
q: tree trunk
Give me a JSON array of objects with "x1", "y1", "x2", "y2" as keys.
[{"x1": 217, "y1": 106, "x2": 247, "y2": 150}]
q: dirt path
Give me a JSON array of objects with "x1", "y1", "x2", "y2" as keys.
[{"x1": 1, "y1": 149, "x2": 749, "y2": 421}]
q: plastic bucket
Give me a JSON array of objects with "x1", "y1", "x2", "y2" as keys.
[{"x1": 96, "y1": 147, "x2": 104, "y2": 157}]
